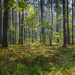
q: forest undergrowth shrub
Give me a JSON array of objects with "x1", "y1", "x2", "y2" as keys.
[{"x1": 0, "y1": 43, "x2": 75, "y2": 75}]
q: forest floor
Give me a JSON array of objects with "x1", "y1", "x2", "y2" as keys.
[{"x1": 0, "y1": 42, "x2": 75, "y2": 75}]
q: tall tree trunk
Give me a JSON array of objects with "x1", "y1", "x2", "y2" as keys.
[
  {"x1": 24, "y1": 21, "x2": 27, "y2": 43},
  {"x1": 32, "y1": 23, "x2": 34, "y2": 43},
  {"x1": 12, "y1": 8, "x2": 15, "y2": 44},
  {"x1": 28, "y1": 24, "x2": 30, "y2": 44},
  {"x1": 40, "y1": 0, "x2": 45, "y2": 43},
  {"x1": 56, "y1": 0, "x2": 59, "y2": 43},
  {"x1": 15, "y1": 11, "x2": 17, "y2": 43},
  {"x1": 24, "y1": 11, "x2": 26, "y2": 42},
  {"x1": 50, "y1": 0, "x2": 53, "y2": 46},
  {"x1": 72, "y1": 0, "x2": 74, "y2": 45},
  {"x1": 24, "y1": 24, "x2": 26, "y2": 41},
  {"x1": 67, "y1": 0, "x2": 70, "y2": 45},
  {"x1": 63, "y1": 0, "x2": 66, "y2": 47},
  {"x1": 2, "y1": 0, "x2": 10, "y2": 48},
  {"x1": 48, "y1": 6, "x2": 51, "y2": 45},
  {"x1": 0, "y1": 0, "x2": 2, "y2": 44},
  {"x1": 21, "y1": 12, "x2": 24, "y2": 45},
  {"x1": 19, "y1": 11, "x2": 21, "y2": 44},
  {"x1": 9, "y1": 11, "x2": 12, "y2": 44},
  {"x1": 38, "y1": 0, "x2": 41, "y2": 43}
]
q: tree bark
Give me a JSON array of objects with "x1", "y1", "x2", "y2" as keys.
[
  {"x1": 32, "y1": 23, "x2": 34, "y2": 43},
  {"x1": 0, "y1": 0, "x2": 2, "y2": 44},
  {"x1": 21, "y1": 12, "x2": 24, "y2": 45},
  {"x1": 50, "y1": 0, "x2": 53, "y2": 46},
  {"x1": 56, "y1": 0, "x2": 59, "y2": 43},
  {"x1": 40, "y1": 0, "x2": 45, "y2": 43},
  {"x1": 67, "y1": 0, "x2": 70, "y2": 45},
  {"x1": 9, "y1": 11, "x2": 12, "y2": 44},
  {"x1": 19, "y1": 11, "x2": 21, "y2": 44},
  {"x1": 15, "y1": 11, "x2": 17, "y2": 43},
  {"x1": 72, "y1": 0, "x2": 74, "y2": 45},
  {"x1": 24, "y1": 24, "x2": 26, "y2": 41},
  {"x1": 28, "y1": 24, "x2": 30, "y2": 44},
  {"x1": 63, "y1": 0, "x2": 66, "y2": 47},
  {"x1": 12, "y1": 8, "x2": 15, "y2": 44},
  {"x1": 2, "y1": 0, "x2": 10, "y2": 47}
]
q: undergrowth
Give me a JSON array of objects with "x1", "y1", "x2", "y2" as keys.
[{"x1": 0, "y1": 42, "x2": 75, "y2": 75}]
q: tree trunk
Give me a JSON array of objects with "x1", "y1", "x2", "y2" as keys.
[
  {"x1": 24, "y1": 24, "x2": 26, "y2": 41},
  {"x1": 28, "y1": 24, "x2": 30, "y2": 44},
  {"x1": 0, "y1": 0, "x2": 2, "y2": 44},
  {"x1": 9, "y1": 11, "x2": 12, "y2": 44},
  {"x1": 2, "y1": 0, "x2": 10, "y2": 48},
  {"x1": 48, "y1": 6, "x2": 51, "y2": 45},
  {"x1": 12, "y1": 8, "x2": 15, "y2": 44},
  {"x1": 40, "y1": 0, "x2": 45, "y2": 43},
  {"x1": 72, "y1": 0, "x2": 74, "y2": 45},
  {"x1": 50, "y1": 0, "x2": 53, "y2": 46},
  {"x1": 32, "y1": 23, "x2": 34, "y2": 43},
  {"x1": 15, "y1": 11, "x2": 17, "y2": 43},
  {"x1": 24, "y1": 24, "x2": 27, "y2": 43},
  {"x1": 24, "y1": 11, "x2": 26, "y2": 42},
  {"x1": 21, "y1": 12, "x2": 24, "y2": 45},
  {"x1": 19, "y1": 11, "x2": 21, "y2": 44},
  {"x1": 63, "y1": 0, "x2": 66, "y2": 47},
  {"x1": 67, "y1": 0, "x2": 70, "y2": 45},
  {"x1": 38, "y1": 0, "x2": 41, "y2": 43},
  {"x1": 56, "y1": 0, "x2": 59, "y2": 43}
]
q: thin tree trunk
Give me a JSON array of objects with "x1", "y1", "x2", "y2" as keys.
[
  {"x1": 63, "y1": 0, "x2": 66, "y2": 47},
  {"x1": 38, "y1": 0, "x2": 41, "y2": 43},
  {"x1": 19, "y1": 11, "x2": 21, "y2": 44},
  {"x1": 25, "y1": 24, "x2": 27, "y2": 43},
  {"x1": 28, "y1": 24, "x2": 30, "y2": 44},
  {"x1": 32, "y1": 23, "x2": 34, "y2": 43},
  {"x1": 72, "y1": 0, "x2": 74, "y2": 45},
  {"x1": 15, "y1": 11, "x2": 17, "y2": 43},
  {"x1": 12, "y1": 8, "x2": 15, "y2": 44},
  {"x1": 9, "y1": 11, "x2": 12, "y2": 44},
  {"x1": 50, "y1": 0, "x2": 53, "y2": 46},
  {"x1": 0, "y1": 0, "x2": 2, "y2": 44},
  {"x1": 24, "y1": 24, "x2": 26, "y2": 41},
  {"x1": 24, "y1": 10, "x2": 26, "y2": 42},
  {"x1": 21, "y1": 12, "x2": 24, "y2": 45},
  {"x1": 67, "y1": 0, "x2": 70, "y2": 45},
  {"x1": 48, "y1": 6, "x2": 51, "y2": 45},
  {"x1": 40, "y1": 0, "x2": 45, "y2": 43},
  {"x1": 56, "y1": 0, "x2": 59, "y2": 43}
]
